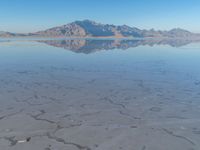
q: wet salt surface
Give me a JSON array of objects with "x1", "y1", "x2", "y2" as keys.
[{"x1": 1, "y1": 40, "x2": 200, "y2": 150}]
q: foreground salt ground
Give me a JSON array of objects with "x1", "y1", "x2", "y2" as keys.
[
  {"x1": 0, "y1": 41, "x2": 200, "y2": 150},
  {"x1": 0, "y1": 65, "x2": 200, "y2": 150}
]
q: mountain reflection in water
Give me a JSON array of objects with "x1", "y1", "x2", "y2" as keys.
[{"x1": 38, "y1": 39, "x2": 200, "y2": 54}]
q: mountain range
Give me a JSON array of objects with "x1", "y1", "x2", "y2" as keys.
[{"x1": 0, "y1": 20, "x2": 200, "y2": 38}]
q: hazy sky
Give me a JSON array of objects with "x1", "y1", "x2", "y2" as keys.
[{"x1": 0, "y1": 0, "x2": 200, "y2": 33}]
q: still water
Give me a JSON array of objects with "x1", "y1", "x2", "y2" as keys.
[{"x1": 0, "y1": 39, "x2": 200, "y2": 150}]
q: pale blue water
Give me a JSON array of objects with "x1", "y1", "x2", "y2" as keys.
[
  {"x1": 1, "y1": 40, "x2": 200, "y2": 80},
  {"x1": 0, "y1": 39, "x2": 200, "y2": 150}
]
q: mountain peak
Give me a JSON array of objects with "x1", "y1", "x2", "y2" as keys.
[
  {"x1": 74, "y1": 20, "x2": 100, "y2": 25},
  {"x1": 80, "y1": 19, "x2": 97, "y2": 23}
]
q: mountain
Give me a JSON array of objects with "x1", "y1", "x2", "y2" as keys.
[
  {"x1": 35, "y1": 20, "x2": 199, "y2": 38},
  {"x1": 35, "y1": 20, "x2": 147, "y2": 38},
  {"x1": 0, "y1": 31, "x2": 16, "y2": 37},
  {"x1": 0, "y1": 31, "x2": 31, "y2": 37},
  {"x1": 1, "y1": 20, "x2": 200, "y2": 38}
]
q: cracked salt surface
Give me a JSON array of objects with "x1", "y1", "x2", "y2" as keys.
[{"x1": 0, "y1": 40, "x2": 200, "y2": 150}]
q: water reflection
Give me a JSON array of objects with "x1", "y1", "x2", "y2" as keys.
[{"x1": 38, "y1": 39, "x2": 200, "y2": 54}]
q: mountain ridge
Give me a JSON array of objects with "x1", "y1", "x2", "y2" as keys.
[{"x1": 1, "y1": 20, "x2": 200, "y2": 38}]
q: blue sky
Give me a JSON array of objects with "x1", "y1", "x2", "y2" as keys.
[{"x1": 0, "y1": 0, "x2": 200, "y2": 33}]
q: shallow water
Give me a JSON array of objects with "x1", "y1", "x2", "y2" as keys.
[{"x1": 0, "y1": 39, "x2": 200, "y2": 150}]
